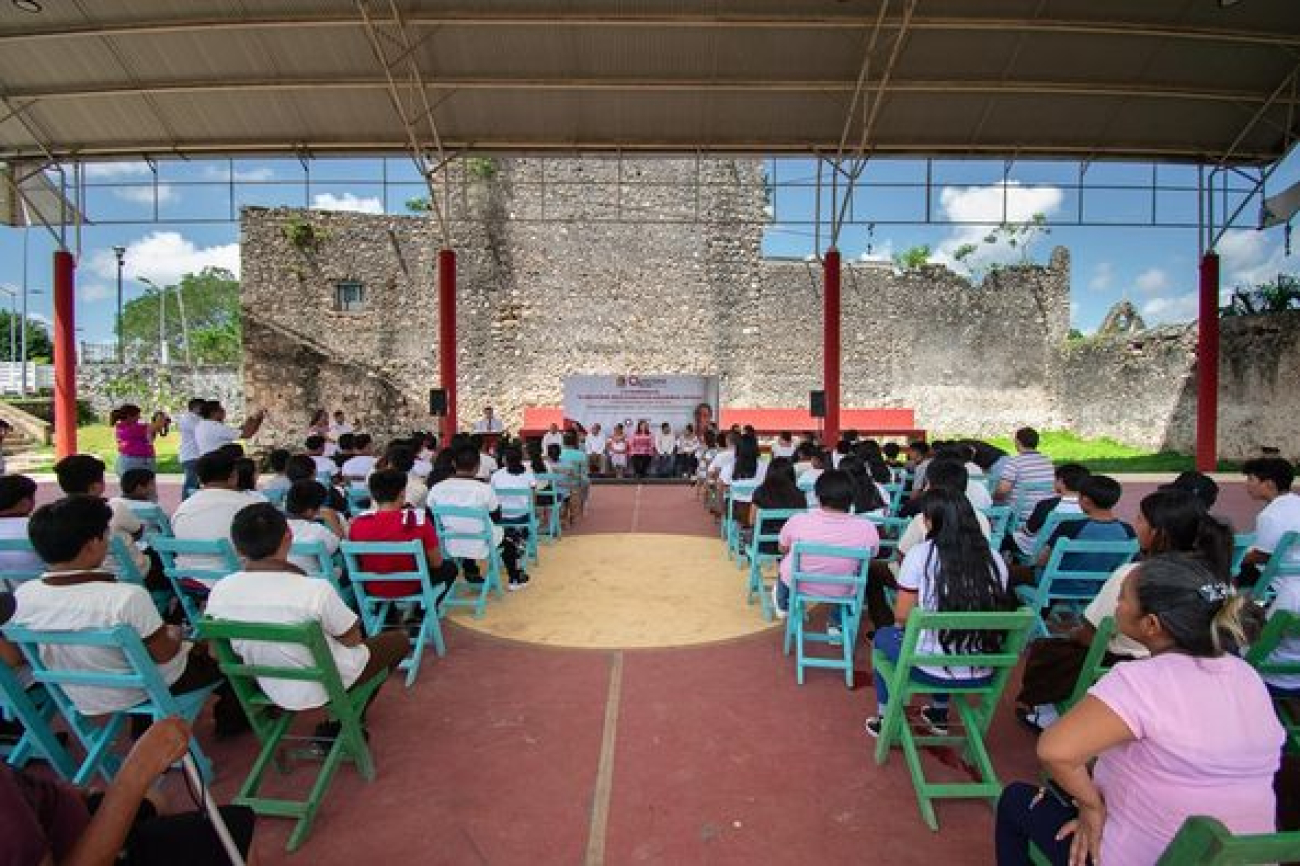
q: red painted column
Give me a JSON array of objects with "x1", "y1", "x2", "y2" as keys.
[
  {"x1": 53, "y1": 249, "x2": 78, "y2": 457},
  {"x1": 823, "y1": 249, "x2": 842, "y2": 445},
  {"x1": 437, "y1": 248, "x2": 457, "y2": 443},
  {"x1": 1195, "y1": 252, "x2": 1220, "y2": 472}
]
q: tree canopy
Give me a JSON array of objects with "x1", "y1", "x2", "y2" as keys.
[{"x1": 118, "y1": 267, "x2": 241, "y2": 363}]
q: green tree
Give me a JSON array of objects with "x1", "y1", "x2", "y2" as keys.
[
  {"x1": 1221, "y1": 273, "x2": 1300, "y2": 317},
  {"x1": 893, "y1": 245, "x2": 932, "y2": 270},
  {"x1": 0, "y1": 311, "x2": 53, "y2": 362},
  {"x1": 118, "y1": 267, "x2": 241, "y2": 364}
]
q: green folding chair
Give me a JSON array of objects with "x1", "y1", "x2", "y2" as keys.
[
  {"x1": 1016, "y1": 539, "x2": 1140, "y2": 638},
  {"x1": 1245, "y1": 608, "x2": 1300, "y2": 755},
  {"x1": 1253, "y1": 530, "x2": 1300, "y2": 604},
  {"x1": 1154, "y1": 816, "x2": 1300, "y2": 865},
  {"x1": 197, "y1": 617, "x2": 385, "y2": 853},
  {"x1": 872, "y1": 608, "x2": 1035, "y2": 830},
  {"x1": 1056, "y1": 615, "x2": 1120, "y2": 715},
  {"x1": 745, "y1": 508, "x2": 803, "y2": 620},
  {"x1": 781, "y1": 542, "x2": 872, "y2": 687}
]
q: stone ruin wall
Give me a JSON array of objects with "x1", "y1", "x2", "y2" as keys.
[{"x1": 239, "y1": 157, "x2": 1299, "y2": 460}]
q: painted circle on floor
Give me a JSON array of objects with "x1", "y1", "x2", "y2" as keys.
[{"x1": 446, "y1": 532, "x2": 780, "y2": 649}]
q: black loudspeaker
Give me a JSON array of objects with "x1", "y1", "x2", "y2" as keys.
[
  {"x1": 429, "y1": 388, "x2": 447, "y2": 416},
  {"x1": 810, "y1": 390, "x2": 826, "y2": 418}
]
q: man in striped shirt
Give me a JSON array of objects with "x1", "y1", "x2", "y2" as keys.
[{"x1": 994, "y1": 427, "x2": 1055, "y2": 517}]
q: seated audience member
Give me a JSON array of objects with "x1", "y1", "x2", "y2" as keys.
[
  {"x1": 285, "y1": 480, "x2": 344, "y2": 573},
  {"x1": 881, "y1": 441, "x2": 904, "y2": 468},
  {"x1": 719, "y1": 433, "x2": 767, "y2": 526},
  {"x1": 652, "y1": 422, "x2": 677, "y2": 478},
  {"x1": 490, "y1": 445, "x2": 537, "y2": 521},
  {"x1": 837, "y1": 455, "x2": 889, "y2": 517},
  {"x1": 233, "y1": 457, "x2": 259, "y2": 494},
  {"x1": 340, "y1": 433, "x2": 377, "y2": 483},
  {"x1": 864, "y1": 488, "x2": 1012, "y2": 738},
  {"x1": 411, "y1": 432, "x2": 436, "y2": 479},
  {"x1": 559, "y1": 431, "x2": 589, "y2": 508},
  {"x1": 994, "y1": 427, "x2": 1055, "y2": 513},
  {"x1": 540, "y1": 423, "x2": 564, "y2": 456},
  {"x1": 900, "y1": 445, "x2": 991, "y2": 517},
  {"x1": 332, "y1": 432, "x2": 357, "y2": 468},
  {"x1": 349, "y1": 469, "x2": 458, "y2": 604},
  {"x1": 105, "y1": 469, "x2": 168, "y2": 590},
  {"x1": 749, "y1": 457, "x2": 807, "y2": 554},
  {"x1": 305, "y1": 435, "x2": 337, "y2": 477},
  {"x1": 259, "y1": 448, "x2": 293, "y2": 496},
  {"x1": 0, "y1": 713, "x2": 256, "y2": 866},
  {"x1": 1015, "y1": 487, "x2": 1232, "y2": 730},
  {"x1": 193, "y1": 400, "x2": 265, "y2": 458},
  {"x1": 118, "y1": 467, "x2": 159, "y2": 504},
  {"x1": 1161, "y1": 469, "x2": 1219, "y2": 510},
  {"x1": 675, "y1": 424, "x2": 701, "y2": 479},
  {"x1": 55, "y1": 455, "x2": 152, "y2": 582},
  {"x1": 584, "y1": 422, "x2": 609, "y2": 477},
  {"x1": 606, "y1": 424, "x2": 629, "y2": 478},
  {"x1": 427, "y1": 445, "x2": 529, "y2": 590},
  {"x1": 905, "y1": 440, "x2": 933, "y2": 495},
  {"x1": 771, "y1": 431, "x2": 797, "y2": 460},
  {"x1": 471, "y1": 433, "x2": 498, "y2": 481},
  {"x1": 286, "y1": 453, "x2": 348, "y2": 516},
  {"x1": 382, "y1": 444, "x2": 428, "y2": 509},
  {"x1": 1239, "y1": 456, "x2": 1300, "y2": 586},
  {"x1": 0, "y1": 474, "x2": 44, "y2": 577},
  {"x1": 995, "y1": 554, "x2": 1281, "y2": 866},
  {"x1": 171, "y1": 450, "x2": 267, "y2": 579},
  {"x1": 11, "y1": 496, "x2": 245, "y2": 735},
  {"x1": 773, "y1": 471, "x2": 879, "y2": 638},
  {"x1": 206, "y1": 503, "x2": 407, "y2": 744},
  {"x1": 1012, "y1": 463, "x2": 1089, "y2": 556},
  {"x1": 1030, "y1": 475, "x2": 1134, "y2": 569}
]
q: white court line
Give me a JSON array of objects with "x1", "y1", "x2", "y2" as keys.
[{"x1": 584, "y1": 652, "x2": 624, "y2": 866}]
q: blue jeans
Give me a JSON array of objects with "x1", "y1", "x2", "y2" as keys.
[
  {"x1": 115, "y1": 454, "x2": 155, "y2": 477},
  {"x1": 775, "y1": 581, "x2": 844, "y2": 627},
  {"x1": 995, "y1": 781, "x2": 1074, "y2": 865},
  {"x1": 872, "y1": 626, "x2": 992, "y2": 711},
  {"x1": 181, "y1": 460, "x2": 199, "y2": 500}
]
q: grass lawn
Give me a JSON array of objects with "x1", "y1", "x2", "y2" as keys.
[
  {"x1": 23, "y1": 424, "x2": 182, "y2": 474},
  {"x1": 939, "y1": 430, "x2": 1238, "y2": 474}
]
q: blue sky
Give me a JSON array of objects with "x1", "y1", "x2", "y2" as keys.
[{"x1": 1, "y1": 152, "x2": 1296, "y2": 344}]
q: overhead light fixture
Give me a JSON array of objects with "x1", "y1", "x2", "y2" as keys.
[
  {"x1": 1218, "y1": 0, "x2": 1242, "y2": 6},
  {"x1": 12, "y1": 0, "x2": 43, "y2": 11}
]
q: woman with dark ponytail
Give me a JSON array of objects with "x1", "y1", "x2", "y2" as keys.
[
  {"x1": 863, "y1": 489, "x2": 1014, "y2": 739},
  {"x1": 996, "y1": 553, "x2": 1282, "y2": 866}
]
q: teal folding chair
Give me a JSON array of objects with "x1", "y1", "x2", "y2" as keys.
[
  {"x1": 867, "y1": 515, "x2": 911, "y2": 566},
  {"x1": 344, "y1": 484, "x2": 371, "y2": 515},
  {"x1": 429, "y1": 504, "x2": 506, "y2": 617},
  {"x1": 1013, "y1": 511, "x2": 1088, "y2": 565},
  {"x1": 2, "y1": 623, "x2": 221, "y2": 784},
  {"x1": 492, "y1": 482, "x2": 540, "y2": 567},
  {"x1": 337, "y1": 540, "x2": 441, "y2": 688},
  {"x1": 1253, "y1": 531, "x2": 1300, "y2": 604},
  {"x1": 881, "y1": 482, "x2": 906, "y2": 516},
  {"x1": 0, "y1": 659, "x2": 79, "y2": 779},
  {"x1": 980, "y1": 505, "x2": 1014, "y2": 553},
  {"x1": 781, "y1": 542, "x2": 873, "y2": 687},
  {"x1": 534, "y1": 473, "x2": 569, "y2": 542},
  {"x1": 261, "y1": 486, "x2": 288, "y2": 510},
  {"x1": 125, "y1": 501, "x2": 172, "y2": 537},
  {"x1": 1015, "y1": 539, "x2": 1140, "y2": 638},
  {"x1": 797, "y1": 472, "x2": 819, "y2": 508},
  {"x1": 0, "y1": 537, "x2": 45, "y2": 588},
  {"x1": 290, "y1": 540, "x2": 356, "y2": 610},
  {"x1": 1231, "y1": 533, "x2": 1255, "y2": 576},
  {"x1": 149, "y1": 535, "x2": 241, "y2": 625},
  {"x1": 107, "y1": 536, "x2": 172, "y2": 617},
  {"x1": 724, "y1": 481, "x2": 759, "y2": 565},
  {"x1": 745, "y1": 508, "x2": 803, "y2": 620}
]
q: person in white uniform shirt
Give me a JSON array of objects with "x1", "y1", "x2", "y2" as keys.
[
  {"x1": 473, "y1": 406, "x2": 504, "y2": 434},
  {"x1": 171, "y1": 450, "x2": 267, "y2": 582},
  {"x1": 427, "y1": 444, "x2": 529, "y2": 590},
  {"x1": 584, "y1": 423, "x2": 609, "y2": 476},
  {"x1": 194, "y1": 400, "x2": 266, "y2": 458},
  {"x1": 540, "y1": 423, "x2": 564, "y2": 456},
  {"x1": 1241, "y1": 456, "x2": 1300, "y2": 580},
  {"x1": 177, "y1": 396, "x2": 206, "y2": 500},
  {"x1": 340, "y1": 433, "x2": 378, "y2": 481},
  {"x1": 0, "y1": 475, "x2": 44, "y2": 578}
]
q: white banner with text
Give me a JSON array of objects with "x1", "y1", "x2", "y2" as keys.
[{"x1": 563, "y1": 375, "x2": 720, "y2": 434}]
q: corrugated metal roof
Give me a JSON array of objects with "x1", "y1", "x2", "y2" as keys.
[{"x1": 0, "y1": 1, "x2": 1297, "y2": 164}]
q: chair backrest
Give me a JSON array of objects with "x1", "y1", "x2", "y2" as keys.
[
  {"x1": 290, "y1": 540, "x2": 337, "y2": 580},
  {"x1": 0, "y1": 537, "x2": 45, "y2": 585},
  {"x1": 262, "y1": 486, "x2": 288, "y2": 510},
  {"x1": 748, "y1": 508, "x2": 803, "y2": 561},
  {"x1": 1231, "y1": 533, "x2": 1255, "y2": 575},
  {"x1": 867, "y1": 515, "x2": 911, "y2": 562},
  {"x1": 315, "y1": 471, "x2": 336, "y2": 488},
  {"x1": 1060, "y1": 615, "x2": 1120, "y2": 712},
  {"x1": 981, "y1": 505, "x2": 1014, "y2": 552},
  {"x1": 126, "y1": 502, "x2": 172, "y2": 537},
  {"x1": 880, "y1": 482, "x2": 905, "y2": 516},
  {"x1": 150, "y1": 535, "x2": 242, "y2": 584},
  {"x1": 1245, "y1": 609, "x2": 1300, "y2": 683},
  {"x1": 534, "y1": 471, "x2": 572, "y2": 496},
  {"x1": 1255, "y1": 531, "x2": 1300, "y2": 602},
  {"x1": 338, "y1": 539, "x2": 431, "y2": 601},
  {"x1": 896, "y1": 608, "x2": 1036, "y2": 683},
  {"x1": 788, "y1": 542, "x2": 872, "y2": 602},
  {"x1": 1026, "y1": 511, "x2": 1088, "y2": 560},
  {"x1": 1154, "y1": 815, "x2": 1300, "y2": 865},
  {"x1": 107, "y1": 535, "x2": 147, "y2": 586},
  {"x1": 1039, "y1": 539, "x2": 1141, "y2": 601},
  {"x1": 491, "y1": 482, "x2": 536, "y2": 520}
]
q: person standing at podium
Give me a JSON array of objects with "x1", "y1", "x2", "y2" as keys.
[{"x1": 474, "y1": 406, "x2": 504, "y2": 434}]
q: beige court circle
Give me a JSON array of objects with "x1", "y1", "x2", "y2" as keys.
[{"x1": 447, "y1": 532, "x2": 781, "y2": 650}]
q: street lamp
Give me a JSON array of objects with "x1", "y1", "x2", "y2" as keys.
[
  {"x1": 137, "y1": 276, "x2": 168, "y2": 365},
  {"x1": 113, "y1": 245, "x2": 126, "y2": 363}
]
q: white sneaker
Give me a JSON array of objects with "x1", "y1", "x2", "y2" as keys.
[
  {"x1": 508, "y1": 574, "x2": 531, "y2": 592},
  {"x1": 827, "y1": 623, "x2": 843, "y2": 645},
  {"x1": 771, "y1": 583, "x2": 788, "y2": 619}
]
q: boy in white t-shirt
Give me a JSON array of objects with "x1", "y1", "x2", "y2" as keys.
[
  {"x1": 284, "y1": 480, "x2": 343, "y2": 574},
  {"x1": 427, "y1": 444, "x2": 529, "y2": 590},
  {"x1": 339, "y1": 433, "x2": 378, "y2": 482},
  {"x1": 10, "y1": 496, "x2": 247, "y2": 736},
  {"x1": 0, "y1": 474, "x2": 44, "y2": 578}
]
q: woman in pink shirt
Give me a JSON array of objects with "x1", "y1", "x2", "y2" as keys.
[
  {"x1": 110, "y1": 403, "x2": 166, "y2": 476},
  {"x1": 629, "y1": 420, "x2": 655, "y2": 479},
  {"x1": 995, "y1": 553, "x2": 1283, "y2": 865}
]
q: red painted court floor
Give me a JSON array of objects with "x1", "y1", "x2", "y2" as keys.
[{"x1": 29, "y1": 478, "x2": 1295, "y2": 863}]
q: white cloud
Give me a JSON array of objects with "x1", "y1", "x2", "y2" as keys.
[
  {"x1": 1134, "y1": 267, "x2": 1171, "y2": 296},
  {"x1": 1140, "y1": 292, "x2": 1199, "y2": 325},
  {"x1": 86, "y1": 231, "x2": 240, "y2": 286},
  {"x1": 311, "y1": 192, "x2": 383, "y2": 214},
  {"x1": 931, "y1": 181, "x2": 1064, "y2": 274},
  {"x1": 1218, "y1": 228, "x2": 1290, "y2": 288},
  {"x1": 1088, "y1": 261, "x2": 1114, "y2": 292},
  {"x1": 112, "y1": 185, "x2": 177, "y2": 206},
  {"x1": 83, "y1": 161, "x2": 153, "y2": 180},
  {"x1": 201, "y1": 165, "x2": 277, "y2": 182},
  {"x1": 78, "y1": 283, "x2": 115, "y2": 302}
]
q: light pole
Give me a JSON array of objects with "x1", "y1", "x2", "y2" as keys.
[
  {"x1": 19, "y1": 227, "x2": 28, "y2": 395},
  {"x1": 113, "y1": 246, "x2": 126, "y2": 363},
  {"x1": 137, "y1": 276, "x2": 168, "y2": 365}
]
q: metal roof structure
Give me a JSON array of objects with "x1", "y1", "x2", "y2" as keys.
[{"x1": 1, "y1": 1, "x2": 1299, "y2": 166}]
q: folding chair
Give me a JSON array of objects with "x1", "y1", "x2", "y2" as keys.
[
  {"x1": 797, "y1": 472, "x2": 819, "y2": 508},
  {"x1": 1231, "y1": 533, "x2": 1255, "y2": 575},
  {"x1": 1015, "y1": 538, "x2": 1139, "y2": 638},
  {"x1": 197, "y1": 617, "x2": 385, "y2": 852},
  {"x1": 745, "y1": 508, "x2": 803, "y2": 620},
  {"x1": 125, "y1": 501, "x2": 173, "y2": 537},
  {"x1": 1245, "y1": 609, "x2": 1300, "y2": 755},
  {"x1": 290, "y1": 540, "x2": 356, "y2": 610},
  {"x1": 724, "y1": 481, "x2": 758, "y2": 565},
  {"x1": 0, "y1": 658, "x2": 79, "y2": 779},
  {"x1": 429, "y1": 504, "x2": 507, "y2": 617},
  {"x1": 533, "y1": 472, "x2": 569, "y2": 542},
  {"x1": 492, "y1": 483, "x2": 540, "y2": 567},
  {"x1": 1253, "y1": 530, "x2": 1300, "y2": 603},
  {"x1": 1154, "y1": 816, "x2": 1300, "y2": 865},
  {"x1": 880, "y1": 482, "x2": 906, "y2": 516},
  {"x1": 108, "y1": 536, "x2": 172, "y2": 616},
  {"x1": 2, "y1": 624, "x2": 221, "y2": 784},
  {"x1": 1056, "y1": 615, "x2": 1119, "y2": 715},
  {"x1": 262, "y1": 486, "x2": 288, "y2": 510},
  {"x1": 980, "y1": 505, "x2": 1014, "y2": 553},
  {"x1": 1013, "y1": 511, "x2": 1088, "y2": 565},
  {"x1": 867, "y1": 514, "x2": 911, "y2": 566},
  {"x1": 872, "y1": 608, "x2": 1035, "y2": 830},
  {"x1": 781, "y1": 542, "x2": 872, "y2": 687},
  {"x1": 344, "y1": 483, "x2": 371, "y2": 515},
  {"x1": 0, "y1": 537, "x2": 45, "y2": 589},
  {"x1": 149, "y1": 536, "x2": 242, "y2": 626},
  {"x1": 337, "y1": 540, "x2": 442, "y2": 687}
]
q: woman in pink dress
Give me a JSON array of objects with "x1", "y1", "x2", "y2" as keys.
[
  {"x1": 110, "y1": 403, "x2": 168, "y2": 476},
  {"x1": 628, "y1": 420, "x2": 655, "y2": 480}
]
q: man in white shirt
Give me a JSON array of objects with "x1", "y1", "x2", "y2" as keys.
[
  {"x1": 427, "y1": 444, "x2": 528, "y2": 589},
  {"x1": 53, "y1": 455, "x2": 151, "y2": 581},
  {"x1": 194, "y1": 401, "x2": 266, "y2": 458},
  {"x1": 471, "y1": 434, "x2": 498, "y2": 481},
  {"x1": 177, "y1": 397, "x2": 206, "y2": 500},
  {"x1": 340, "y1": 433, "x2": 378, "y2": 481},
  {"x1": 540, "y1": 423, "x2": 564, "y2": 456},
  {"x1": 473, "y1": 406, "x2": 504, "y2": 434},
  {"x1": 1242, "y1": 457, "x2": 1300, "y2": 580},
  {"x1": 584, "y1": 422, "x2": 609, "y2": 476},
  {"x1": 205, "y1": 502, "x2": 406, "y2": 740},
  {"x1": 994, "y1": 426, "x2": 1055, "y2": 513},
  {"x1": 10, "y1": 496, "x2": 246, "y2": 735},
  {"x1": 0, "y1": 475, "x2": 44, "y2": 578},
  {"x1": 171, "y1": 450, "x2": 267, "y2": 580},
  {"x1": 284, "y1": 480, "x2": 343, "y2": 573},
  {"x1": 304, "y1": 435, "x2": 338, "y2": 478}
]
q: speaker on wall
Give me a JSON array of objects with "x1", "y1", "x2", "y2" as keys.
[
  {"x1": 429, "y1": 388, "x2": 447, "y2": 416},
  {"x1": 810, "y1": 389, "x2": 826, "y2": 418}
]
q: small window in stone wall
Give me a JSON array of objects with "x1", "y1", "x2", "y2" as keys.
[{"x1": 335, "y1": 280, "x2": 366, "y2": 312}]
